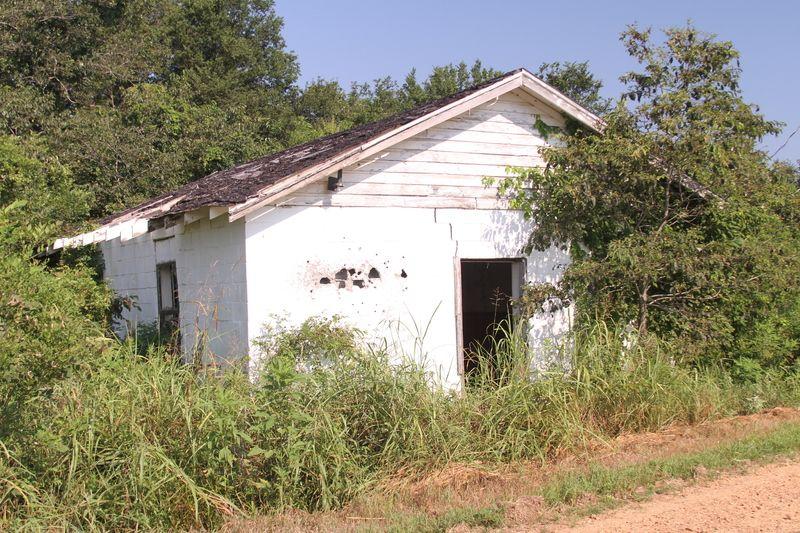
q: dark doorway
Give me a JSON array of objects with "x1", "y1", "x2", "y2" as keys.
[
  {"x1": 460, "y1": 260, "x2": 522, "y2": 382},
  {"x1": 156, "y1": 261, "x2": 181, "y2": 352}
]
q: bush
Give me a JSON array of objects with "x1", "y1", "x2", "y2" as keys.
[
  {"x1": 0, "y1": 251, "x2": 109, "y2": 438},
  {"x1": 1, "y1": 318, "x2": 798, "y2": 530}
]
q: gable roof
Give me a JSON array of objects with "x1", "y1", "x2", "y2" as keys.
[{"x1": 54, "y1": 68, "x2": 604, "y2": 249}]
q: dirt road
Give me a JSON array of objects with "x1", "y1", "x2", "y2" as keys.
[{"x1": 553, "y1": 460, "x2": 800, "y2": 532}]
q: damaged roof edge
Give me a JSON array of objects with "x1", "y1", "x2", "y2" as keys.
[
  {"x1": 53, "y1": 68, "x2": 606, "y2": 250},
  {"x1": 50, "y1": 205, "x2": 230, "y2": 252}
]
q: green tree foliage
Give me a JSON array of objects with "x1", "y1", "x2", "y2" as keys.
[
  {"x1": 403, "y1": 60, "x2": 504, "y2": 105},
  {"x1": 0, "y1": 0, "x2": 299, "y2": 217},
  {"x1": 292, "y1": 60, "x2": 505, "y2": 143},
  {"x1": 0, "y1": 135, "x2": 109, "y2": 438},
  {"x1": 0, "y1": 135, "x2": 90, "y2": 250},
  {"x1": 500, "y1": 25, "x2": 800, "y2": 370},
  {"x1": 536, "y1": 61, "x2": 612, "y2": 115}
]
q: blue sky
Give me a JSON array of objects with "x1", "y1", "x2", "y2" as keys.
[{"x1": 275, "y1": 0, "x2": 800, "y2": 161}]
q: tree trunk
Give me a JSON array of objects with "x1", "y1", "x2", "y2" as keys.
[{"x1": 638, "y1": 285, "x2": 649, "y2": 334}]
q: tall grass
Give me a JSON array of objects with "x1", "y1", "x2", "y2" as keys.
[{"x1": 1, "y1": 319, "x2": 798, "y2": 530}]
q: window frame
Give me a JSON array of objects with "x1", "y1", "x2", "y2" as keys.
[{"x1": 155, "y1": 261, "x2": 180, "y2": 342}]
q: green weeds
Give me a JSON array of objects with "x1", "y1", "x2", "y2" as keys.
[{"x1": 0, "y1": 318, "x2": 798, "y2": 530}]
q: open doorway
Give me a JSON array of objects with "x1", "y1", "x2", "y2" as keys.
[
  {"x1": 460, "y1": 259, "x2": 523, "y2": 383},
  {"x1": 156, "y1": 261, "x2": 181, "y2": 352}
]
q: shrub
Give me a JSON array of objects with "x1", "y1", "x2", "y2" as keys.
[
  {"x1": 1, "y1": 318, "x2": 798, "y2": 530},
  {"x1": 0, "y1": 251, "x2": 110, "y2": 438}
]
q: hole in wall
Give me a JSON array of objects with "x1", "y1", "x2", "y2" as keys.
[{"x1": 316, "y1": 265, "x2": 384, "y2": 289}]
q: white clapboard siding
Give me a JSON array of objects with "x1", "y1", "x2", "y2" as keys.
[
  {"x1": 267, "y1": 93, "x2": 553, "y2": 210},
  {"x1": 417, "y1": 128, "x2": 544, "y2": 146},
  {"x1": 506, "y1": 89, "x2": 567, "y2": 125},
  {"x1": 353, "y1": 159, "x2": 514, "y2": 177},
  {"x1": 481, "y1": 91, "x2": 565, "y2": 124},
  {"x1": 276, "y1": 193, "x2": 510, "y2": 210},
  {"x1": 359, "y1": 148, "x2": 540, "y2": 167},
  {"x1": 341, "y1": 172, "x2": 500, "y2": 187},
  {"x1": 301, "y1": 180, "x2": 507, "y2": 199},
  {"x1": 461, "y1": 107, "x2": 555, "y2": 126},
  {"x1": 397, "y1": 138, "x2": 542, "y2": 156},
  {"x1": 435, "y1": 116, "x2": 542, "y2": 136}
]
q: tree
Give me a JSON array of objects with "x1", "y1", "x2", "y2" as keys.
[
  {"x1": 402, "y1": 60, "x2": 504, "y2": 106},
  {"x1": 0, "y1": 0, "x2": 299, "y2": 217},
  {"x1": 0, "y1": 135, "x2": 90, "y2": 250},
  {"x1": 292, "y1": 61, "x2": 505, "y2": 144},
  {"x1": 500, "y1": 25, "x2": 800, "y2": 369},
  {"x1": 536, "y1": 61, "x2": 611, "y2": 115},
  {"x1": 0, "y1": 139, "x2": 109, "y2": 437}
]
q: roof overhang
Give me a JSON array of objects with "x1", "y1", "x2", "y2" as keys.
[
  {"x1": 52, "y1": 69, "x2": 604, "y2": 251},
  {"x1": 226, "y1": 70, "x2": 603, "y2": 222}
]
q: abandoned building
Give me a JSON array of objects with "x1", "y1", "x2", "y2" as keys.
[{"x1": 55, "y1": 68, "x2": 603, "y2": 389}]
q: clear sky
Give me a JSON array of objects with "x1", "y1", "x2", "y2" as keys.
[{"x1": 275, "y1": 0, "x2": 800, "y2": 161}]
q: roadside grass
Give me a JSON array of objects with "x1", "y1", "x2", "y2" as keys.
[
  {"x1": 382, "y1": 505, "x2": 506, "y2": 533},
  {"x1": 3, "y1": 318, "x2": 800, "y2": 530},
  {"x1": 540, "y1": 420, "x2": 800, "y2": 521},
  {"x1": 358, "y1": 419, "x2": 800, "y2": 532}
]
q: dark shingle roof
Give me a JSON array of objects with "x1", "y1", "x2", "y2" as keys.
[{"x1": 101, "y1": 69, "x2": 526, "y2": 225}]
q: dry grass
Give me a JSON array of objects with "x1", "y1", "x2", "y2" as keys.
[
  {"x1": 7, "y1": 319, "x2": 800, "y2": 530},
  {"x1": 229, "y1": 407, "x2": 800, "y2": 532}
]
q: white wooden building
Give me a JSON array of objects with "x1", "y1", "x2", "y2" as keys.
[{"x1": 56, "y1": 68, "x2": 603, "y2": 389}]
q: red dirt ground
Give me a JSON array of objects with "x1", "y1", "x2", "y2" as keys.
[{"x1": 546, "y1": 459, "x2": 800, "y2": 532}]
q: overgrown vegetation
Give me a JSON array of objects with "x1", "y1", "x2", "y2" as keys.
[
  {"x1": 499, "y1": 24, "x2": 800, "y2": 374},
  {"x1": 0, "y1": 316, "x2": 797, "y2": 530},
  {"x1": 1, "y1": 2, "x2": 799, "y2": 529}
]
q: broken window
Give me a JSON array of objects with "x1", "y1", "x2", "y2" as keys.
[
  {"x1": 460, "y1": 259, "x2": 524, "y2": 385},
  {"x1": 156, "y1": 261, "x2": 180, "y2": 349}
]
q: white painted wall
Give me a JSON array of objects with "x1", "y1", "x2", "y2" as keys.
[
  {"x1": 100, "y1": 218, "x2": 248, "y2": 364},
  {"x1": 244, "y1": 92, "x2": 573, "y2": 388},
  {"x1": 177, "y1": 218, "x2": 248, "y2": 365},
  {"x1": 101, "y1": 91, "x2": 574, "y2": 384},
  {"x1": 244, "y1": 206, "x2": 570, "y2": 388},
  {"x1": 102, "y1": 232, "x2": 160, "y2": 336}
]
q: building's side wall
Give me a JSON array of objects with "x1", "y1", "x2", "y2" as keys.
[
  {"x1": 244, "y1": 92, "x2": 572, "y2": 388},
  {"x1": 244, "y1": 206, "x2": 570, "y2": 388},
  {"x1": 100, "y1": 218, "x2": 248, "y2": 364},
  {"x1": 177, "y1": 218, "x2": 248, "y2": 365},
  {"x1": 102, "y1": 231, "x2": 160, "y2": 335}
]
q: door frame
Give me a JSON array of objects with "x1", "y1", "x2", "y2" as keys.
[{"x1": 454, "y1": 257, "x2": 526, "y2": 388}]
